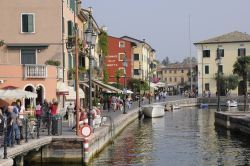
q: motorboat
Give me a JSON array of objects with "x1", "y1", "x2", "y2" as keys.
[
  {"x1": 226, "y1": 100, "x2": 238, "y2": 107},
  {"x1": 171, "y1": 104, "x2": 180, "y2": 110},
  {"x1": 200, "y1": 103, "x2": 209, "y2": 109},
  {"x1": 142, "y1": 105, "x2": 165, "y2": 118}
]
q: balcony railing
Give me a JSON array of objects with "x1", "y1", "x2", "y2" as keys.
[{"x1": 24, "y1": 64, "x2": 47, "y2": 78}]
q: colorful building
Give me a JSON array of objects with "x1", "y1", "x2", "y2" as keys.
[
  {"x1": 194, "y1": 31, "x2": 250, "y2": 96},
  {"x1": 105, "y1": 36, "x2": 135, "y2": 87}
]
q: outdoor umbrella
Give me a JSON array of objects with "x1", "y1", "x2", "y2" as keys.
[
  {"x1": 122, "y1": 90, "x2": 134, "y2": 94},
  {"x1": 0, "y1": 86, "x2": 37, "y2": 99}
]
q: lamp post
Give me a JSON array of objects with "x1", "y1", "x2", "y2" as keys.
[
  {"x1": 148, "y1": 62, "x2": 153, "y2": 104},
  {"x1": 85, "y1": 7, "x2": 97, "y2": 128},
  {"x1": 139, "y1": 62, "x2": 142, "y2": 108},
  {"x1": 216, "y1": 47, "x2": 222, "y2": 111},
  {"x1": 123, "y1": 51, "x2": 128, "y2": 114}
]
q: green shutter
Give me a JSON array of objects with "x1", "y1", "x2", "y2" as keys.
[
  {"x1": 68, "y1": 21, "x2": 72, "y2": 36},
  {"x1": 28, "y1": 15, "x2": 34, "y2": 32},
  {"x1": 22, "y1": 15, "x2": 28, "y2": 32}
]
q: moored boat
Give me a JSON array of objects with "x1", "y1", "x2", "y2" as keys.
[
  {"x1": 226, "y1": 100, "x2": 238, "y2": 107},
  {"x1": 142, "y1": 105, "x2": 165, "y2": 118}
]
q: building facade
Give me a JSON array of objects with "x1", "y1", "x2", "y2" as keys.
[
  {"x1": 105, "y1": 36, "x2": 135, "y2": 87},
  {"x1": 159, "y1": 63, "x2": 197, "y2": 94},
  {"x1": 194, "y1": 31, "x2": 250, "y2": 96},
  {"x1": 0, "y1": 0, "x2": 101, "y2": 108}
]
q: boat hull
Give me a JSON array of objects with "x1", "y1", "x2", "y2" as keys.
[{"x1": 143, "y1": 105, "x2": 165, "y2": 118}]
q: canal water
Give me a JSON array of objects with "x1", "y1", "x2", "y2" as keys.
[{"x1": 89, "y1": 107, "x2": 250, "y2": 166}]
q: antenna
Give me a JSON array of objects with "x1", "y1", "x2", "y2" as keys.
[{"x1": 189, "y1": 14, "x2": 193, "y2": 93}]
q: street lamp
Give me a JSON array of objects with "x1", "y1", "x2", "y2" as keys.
[
  {"x1": 148, "y1": 62, "x2": 153, "y2": 104},
  {"x1": 123, "y1": 51, "x2": 128, "y2": 114},
  {"x1": 138, "y1": 62, "x2": 143, "y2": 119},
  {"x1": 216, "y1": 47, "x2": 222, "y2": 111},
  {"x1": 85, "y1": 7, "x2": 97, "y2": 128}
]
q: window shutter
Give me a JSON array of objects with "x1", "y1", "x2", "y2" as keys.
[
  {"x1": 27, "y1": 15, "x2": 34, "y2": 32},
  {"x1": 22, "y1": 15, "x2": 28, "y2": 32},
  {"x1": 238, "y1": 49, "x2": 240, "y2": 56},
  {"x1": 68, "y1": 21, "x2": 72, "y2": 36},
  {"x1": 243, "y1": 48, "x2": 246, "y2": 56}
]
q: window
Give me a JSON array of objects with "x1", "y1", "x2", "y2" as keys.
[
  {"x1": 217, "y1": 48, "x2": 224, "y2": 57},
  {"x1": 169, "y1": 70, "x2": 172, "y2": 73},
  {"x1": 205, "y1": 65, "x2": 209, "y2": 74},
  {"x1": 119, "y1": 68, "x2": 125, "y2": 75},
  {"x1": 118, "y1": 53, "x2": 125, "y2": 61},
  {"x1": 165, "y1": 78, "x2": 167, "y2": 81},
  {"x1": 181, "y1": 77, "x2": 184, "y2": 83},
  {"x1": 181, "y1": 69, "x2": 184, "y2": 73},
  {"x1": 134, "y1": 54, "x2": 139, "y2": 61},
  {"x1": 119, "y1": 41, "x2": 125, "y2": 48},
  {"x1": 21, "y1": 49, "x2": 36, "y2": 64},
  {"x1": 174, "y1": 77, "x2": 177, "y2": 82},
  {"x1": 238, "y1": 48, "x2": 246, "y2": 56},
  {"x1": 219, "y1": 65, "x2": 223, "y2": 73},
  {"x1": 68, "y1": 53, "x2": 73, "y2": 69},
  {"x1": 205, "y1": 83, "x2": 210, "y2": 91},
  {"x1": 164, "y1": 70, "x2": 167, "y2": 74},
  {"x1": 203, "y1": 50, "x2": 210, "y2": 57},
  {"x1": 169, "y1": 77, "x2": 172, "y2": 82},
  {"x1": 67, "y1": 20, "x2": 73, "y2": 36},
  {"x1": 174, "y1": 70, "x2": 176, "y2": 74},
  {"x1": 21, "y1": 14, "x2": 34, "y2": 33},
  {"x1": 134, "y1": 69, "x2": 139, "y2": 75}
]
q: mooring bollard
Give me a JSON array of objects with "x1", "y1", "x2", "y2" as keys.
[{"x1": 80, "y1": 119, "x2": 92, "y2": 164}]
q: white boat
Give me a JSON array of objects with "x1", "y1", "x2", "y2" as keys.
[
  {"x1": 226, "y1": 100, "x2": 238, "y2": 107},
  {"x1": 171, "y1": 104, "x2": 180, "y2": 110},
  {"x1": 142, "y1": 105, "x2": 165, "y2": 118}
]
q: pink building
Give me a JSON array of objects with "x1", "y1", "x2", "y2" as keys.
[{"x1": 0, "y1": 0, "x2": 85, "y2": 108}]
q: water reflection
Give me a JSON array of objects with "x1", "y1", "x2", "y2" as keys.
[{"x1": 90, "y1": 107, "x2": 250, "y2": 166}]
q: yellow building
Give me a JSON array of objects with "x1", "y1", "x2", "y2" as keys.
[
  {"x1": 194, "y1": 31, "x2": 250, "y2": 96},
  {"x1": 121, "y1": 36, "x2": 157, "y2": 81},
  {"x1": 160, "y1": 63, "x2": 196, "y2": 94}
]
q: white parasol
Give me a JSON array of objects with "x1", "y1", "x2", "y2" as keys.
[{"x1": 0, "y1": 87, "x2": 37, "y2": 99}]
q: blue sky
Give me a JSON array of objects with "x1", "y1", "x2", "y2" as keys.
[{"x1": 82, "y1": 0, "x2": 250, "y2": 62}]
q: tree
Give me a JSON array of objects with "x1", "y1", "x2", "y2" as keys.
[
  {"x1": 115, "y1": 70, "x2": 121, "y2": 89},
  {"x1": 98, "y1": 29, "x2": 108, "y2": 56},
  {"x1": 161, "y1": 57, "x2": 170, "y2": 66},
  {"x1": 214, "y1": 74, "x2": 239, "y2": 95},
  {"x1": 103, "y1": 66, "x2": 109, "y2": 84},
  {"x1": 233, "y1": 56, "x2": 250, "y2": 111},
  {"x1": 182, "y1": 57, "x2": 197, "y2": 64}
]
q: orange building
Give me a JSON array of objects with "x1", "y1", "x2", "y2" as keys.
[{"x1": 105, "y1": 36, "x2": 136, "y2": 87}]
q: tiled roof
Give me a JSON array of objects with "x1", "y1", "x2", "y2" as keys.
[
  {"x1": 194, "y1": 31, "x2": 250, "y2": 44},
  {"x1": 161, "y1": 63, "x2": 195, "y2": 70}
]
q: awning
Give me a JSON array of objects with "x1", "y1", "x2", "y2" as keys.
[
  {"x1": 156, "y1": 82, "x2": 166, "y2": 88},
  {"x1": 93, "y1": 79, "x2": 123, "y2": 93},
  {"x1": 150, "y1": 83, "x2": 159, "y2": 90},
  {"x1": 6, "y1": 43, "x2": 49, "y2": 49},
  {"x1": 0, "y1": 86, "x2": 37, "y2": 99},
  {"x1": 65, "y1": 86, "x2": 85, "y2": 100},
  {"x1": 56, "y1": 82, "x2": 69, "y2": 94}
]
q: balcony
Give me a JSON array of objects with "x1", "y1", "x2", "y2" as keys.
[{"x1": 24, "y1": 64, "x2": 47, "y2": 78}]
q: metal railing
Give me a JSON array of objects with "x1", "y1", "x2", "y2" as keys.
[
  {"x1": 1, "y1": 113, "x2": 63, "y2": 159},
  {"x1": 24, "y1": 64, "x2": 47, "y2": 78}
]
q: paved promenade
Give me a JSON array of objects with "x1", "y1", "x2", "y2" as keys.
[{"x1": 0, "y1": 95, "x2": 189, "y2": 165}]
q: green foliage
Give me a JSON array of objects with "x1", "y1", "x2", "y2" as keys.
[
  {"x1": 103, "y1": 66, "x2": 109, "y2": 84},
  {"x1": 68, "y1": 66, "x2": 86, "y2": 80},
  {"x1": 233, "y1": 56, "x2": 250, "y2": 111},
  {"x1": 215, "y1": 74, "x2": 239, "y2": 95},
  {"x1": 161, "y1": 57, "x2": 170, "y2": 66},
  {"x1": 115, "y1": 70, "x2": 121, "y2": 88},
  {"x1": 127, "y1": 78, "x2": 148, "y2": 93},
  {"x1": 45, "y1": 60, "x2": 61, "y2": 66},
  {"x1": 98, "y1": 30, "x2": 108, "y2": 56}
]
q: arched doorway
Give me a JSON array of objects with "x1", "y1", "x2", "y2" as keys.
[
  {"x1": 36, "y1": 85, "x2": 44, "y2": 104},
  {"x1": 238, "y1": 81, "x2": 244, "y2": 95},
  {"x1": 24, "y1": 85, "x2": 35, "y2": 109}
]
